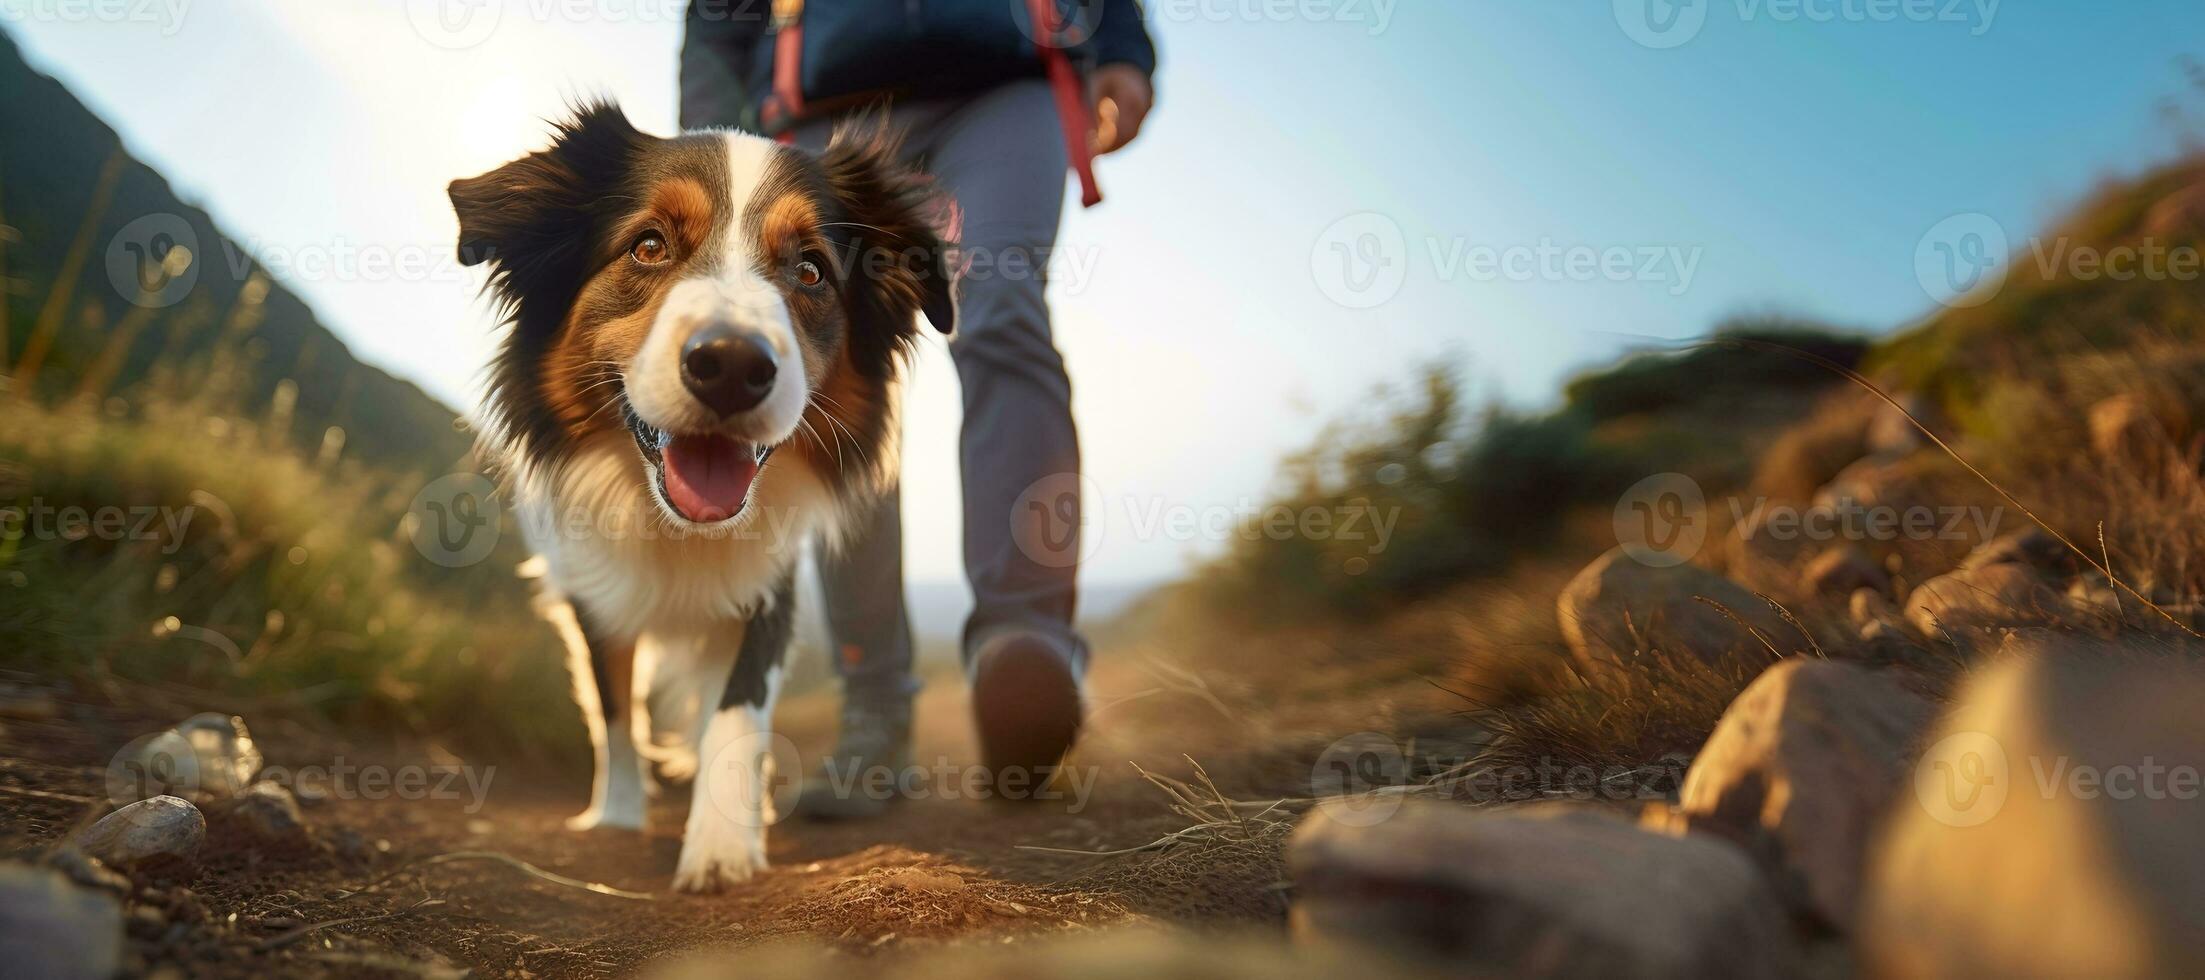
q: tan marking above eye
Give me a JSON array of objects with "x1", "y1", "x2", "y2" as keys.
[{"x1": 759, "y1": 191, "x2": 824, "y2": 262}]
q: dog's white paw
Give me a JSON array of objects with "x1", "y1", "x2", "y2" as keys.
[
  {"x1": 653, "y1": 745, "x2": 699, "y2": 785},
  {"x1": 671, "y1": 820, "x2": 767, "y2": 893},
  {"x1": 564, "y1": 798, "x2": 644, "y2": 833}
]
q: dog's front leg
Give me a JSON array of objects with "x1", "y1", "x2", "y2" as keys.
[
  {"x1": 673, "y1": 574, "x2": 793, "y2": 893},
  {"x1": 555, "y1": 601, "x2": 645, "y2": 832}
]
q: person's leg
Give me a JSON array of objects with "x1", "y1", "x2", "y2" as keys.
[
  {"x1": 912, "y1": 81, "x2": 1088, "y2": 777},
  {"x1": 782, "y1": 114, "x2": 931, "y2": 818},
  {"x1": 918, "y1": 80, "x2": 1084, "y2": 666},
  {"x1": 813, "y1": 489, "x2": 919, "y2": 700}
]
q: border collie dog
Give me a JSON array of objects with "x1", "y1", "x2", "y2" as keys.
[{"x1": 449, "y1": 102, "x2": 954, "y2": 892}]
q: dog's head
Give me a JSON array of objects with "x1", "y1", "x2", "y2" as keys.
[{"x1": 450, "y1": 101, "x2": 954, "y2": 527}]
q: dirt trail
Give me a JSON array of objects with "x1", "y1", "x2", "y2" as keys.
[{"x1": 2, "y1": 635, "x2": 1472, "y2": 977}]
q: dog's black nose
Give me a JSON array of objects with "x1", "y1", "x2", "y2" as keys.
[{"x1": 681, "y1": 326, "x2": 778, "y2": 417}]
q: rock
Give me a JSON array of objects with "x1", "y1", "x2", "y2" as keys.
[
  {"x1": 1725, "y1": 507, "x2": 1819, "y2": 593},
  {"x1": 1812, "y1": 454, "x2": 1934, "y2": 512},
  {"x1": 226, "y1": 781, "x2": 308, "y2": 846},
  {"x1": 173, "y1": 712, "x2": 262, "y2": 799},
  {"x1": 1290, "y1": 802, "x2": 1797, "y2": 979},
  {"x1": 106, "y1": 729, "x2": 199, "y2": 804},
  {"x1": 71, "y1": 796, "x2": 205, "y2": 868},
  {"x1": 649, "y1": 929, "x2": 1436, "y2": 980},
  {"x1": 2088, "y1": 392, "x2": 2175, "y2": 472},
  {"x1": 1861, "y1": 636, "x2": 2205, "y2": 978},
  {"x1": 1904, "y1": 563, "x2": 2063, "y2": 637},
  {"x1": 1958, "y1": 527, "x2": 2076, "y2": 577},
  {"x1": 2066, "y1": 573, "x2": 2124, "y2": 619},
  {"x1": 43, "y1": 850, "x2": 130, "y2": 896},
  {"x1": 1864, "y1": 392, "x2": 1934, "y2": 458},
  {"x1": 107, "y1": 713, "x2": 263, "y2": 804},
  {"x1": 1849, "y1": 588, "x2": 1907, "y2": 634},
  {"x1": 1559, "y1": 548, "x2": 1796, "y2": 676},
  {"x1": 1668, "y1": 660, "x2": 1936, "y2": 931},
  {"x1": 1803, "y1": 545, "x2": 1890, "y2": 598},
  {"x1": 0, "y1": 864, "x2": 124, "y2": 980}
]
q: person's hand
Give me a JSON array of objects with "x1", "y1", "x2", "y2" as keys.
[{"x1": 1088, "y1": 63, "x2": 1153, "y2": 156}]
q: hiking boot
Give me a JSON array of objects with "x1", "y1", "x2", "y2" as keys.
[
  {"x1": 791, "y1": 689, "x2": 913, "y2": 821},
  {"x1": 969, "y1": 631, "x2": 1083, "y2": 796}
]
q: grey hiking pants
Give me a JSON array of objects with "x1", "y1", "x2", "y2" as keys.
[{"x1": 679, "y1": 71, "x2": 1088, "y2": 698}]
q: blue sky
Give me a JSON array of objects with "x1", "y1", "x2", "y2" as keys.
[{"x1": 9, "y1": 1, "x2": 2202, "y2": 587}]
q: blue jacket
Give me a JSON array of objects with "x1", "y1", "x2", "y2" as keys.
[{"x1": 681, "y1": 0, "x2": 1157, "y2": 132}]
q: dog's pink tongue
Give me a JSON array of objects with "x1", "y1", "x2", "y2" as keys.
[{"x1": 661, "y1": 435, "x2": 758, "y2": 523}]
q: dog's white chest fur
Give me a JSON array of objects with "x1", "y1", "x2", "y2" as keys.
[{"x1": 512, "y1": 441, "x2": 839, "y2": 637}]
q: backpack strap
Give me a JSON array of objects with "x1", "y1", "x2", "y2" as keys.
[
  {"x1": 1026, "y1": 0, "x2": 1103, "y2": 207},
  {"x1": 765, "y1": 0, "x2": 806, "y2": 143}
]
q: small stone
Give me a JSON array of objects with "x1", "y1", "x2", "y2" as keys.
[
  {"x1": 43, "y1": 850, "x2": 130, "y2": 896},
  {"x1": 173, "y1": 713, "x2": 262, "y2": 799},
  {"x1": 1558, "y1": 548, "x2": 1796, "y2": 677},
  {"x1": 226, "y1": 782, "x2": 307, "y2": 846},
  {"x1": 72, "y1": 796, "x2": 205, "y2": 867},
  {"x1": 1864, "y1": 392, "x2": 1933, "y2": 458},
  {"x1": 1291, "y1": 802, "x2": 1797, "y2": 979},
  {"x1": 0, "y1": 863, "x2": 124, "y2": 980},
  {"x1": 1669, "y1": 660, "x2": 1936, "y2": 931},
  {"x1": 1905, "y1": 563, "x2": 2063, "y2": 637},
  {"x1": 1958, "y1": 527, "x2": 2076, "y2": 577},
  {"x1": 1849, "y1": 588, "x2": 1906, "y2": 633},
  {"x1": 1803, "y1": 545, "x2": 1890, "y2": 598},
  {"x1": 2088, "y1": 393, "x2": 2171, "y2": 469}
]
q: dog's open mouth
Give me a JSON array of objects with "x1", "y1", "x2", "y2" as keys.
[{"x1": 624, "y1": 402, "x2": 775, "y2": 524}]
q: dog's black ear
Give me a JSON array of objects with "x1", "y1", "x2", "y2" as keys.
[
  {"x1": 820, "y1": 120, "x2": 959, "y2": 357},
  {"x1": 449, "y1": 100, "x2": 645, "y2": 332}
]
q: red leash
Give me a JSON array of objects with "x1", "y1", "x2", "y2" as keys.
[{"x1": 1027, "y1": 0, "x2": 1103, "y2": 207}]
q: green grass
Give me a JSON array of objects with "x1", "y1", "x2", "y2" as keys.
[{"x1": 0, "y1": 382, "x2": 578, "y2": 763}]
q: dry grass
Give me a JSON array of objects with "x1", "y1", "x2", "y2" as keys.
[{"x1": 0, "y1": 383, "x2": 573, "y2": 761}]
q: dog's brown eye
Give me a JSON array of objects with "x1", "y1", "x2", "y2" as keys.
[
  {"x1": 631, "y1": 233, "x2": 669, "y2": 266},
  {"x1": 794, "y1": 260, "x2": 823, "y2": 287}
]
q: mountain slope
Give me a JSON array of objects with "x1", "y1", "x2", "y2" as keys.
[{"x1": 0, "y1": 29, "x2": 469, "y2": 476}]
